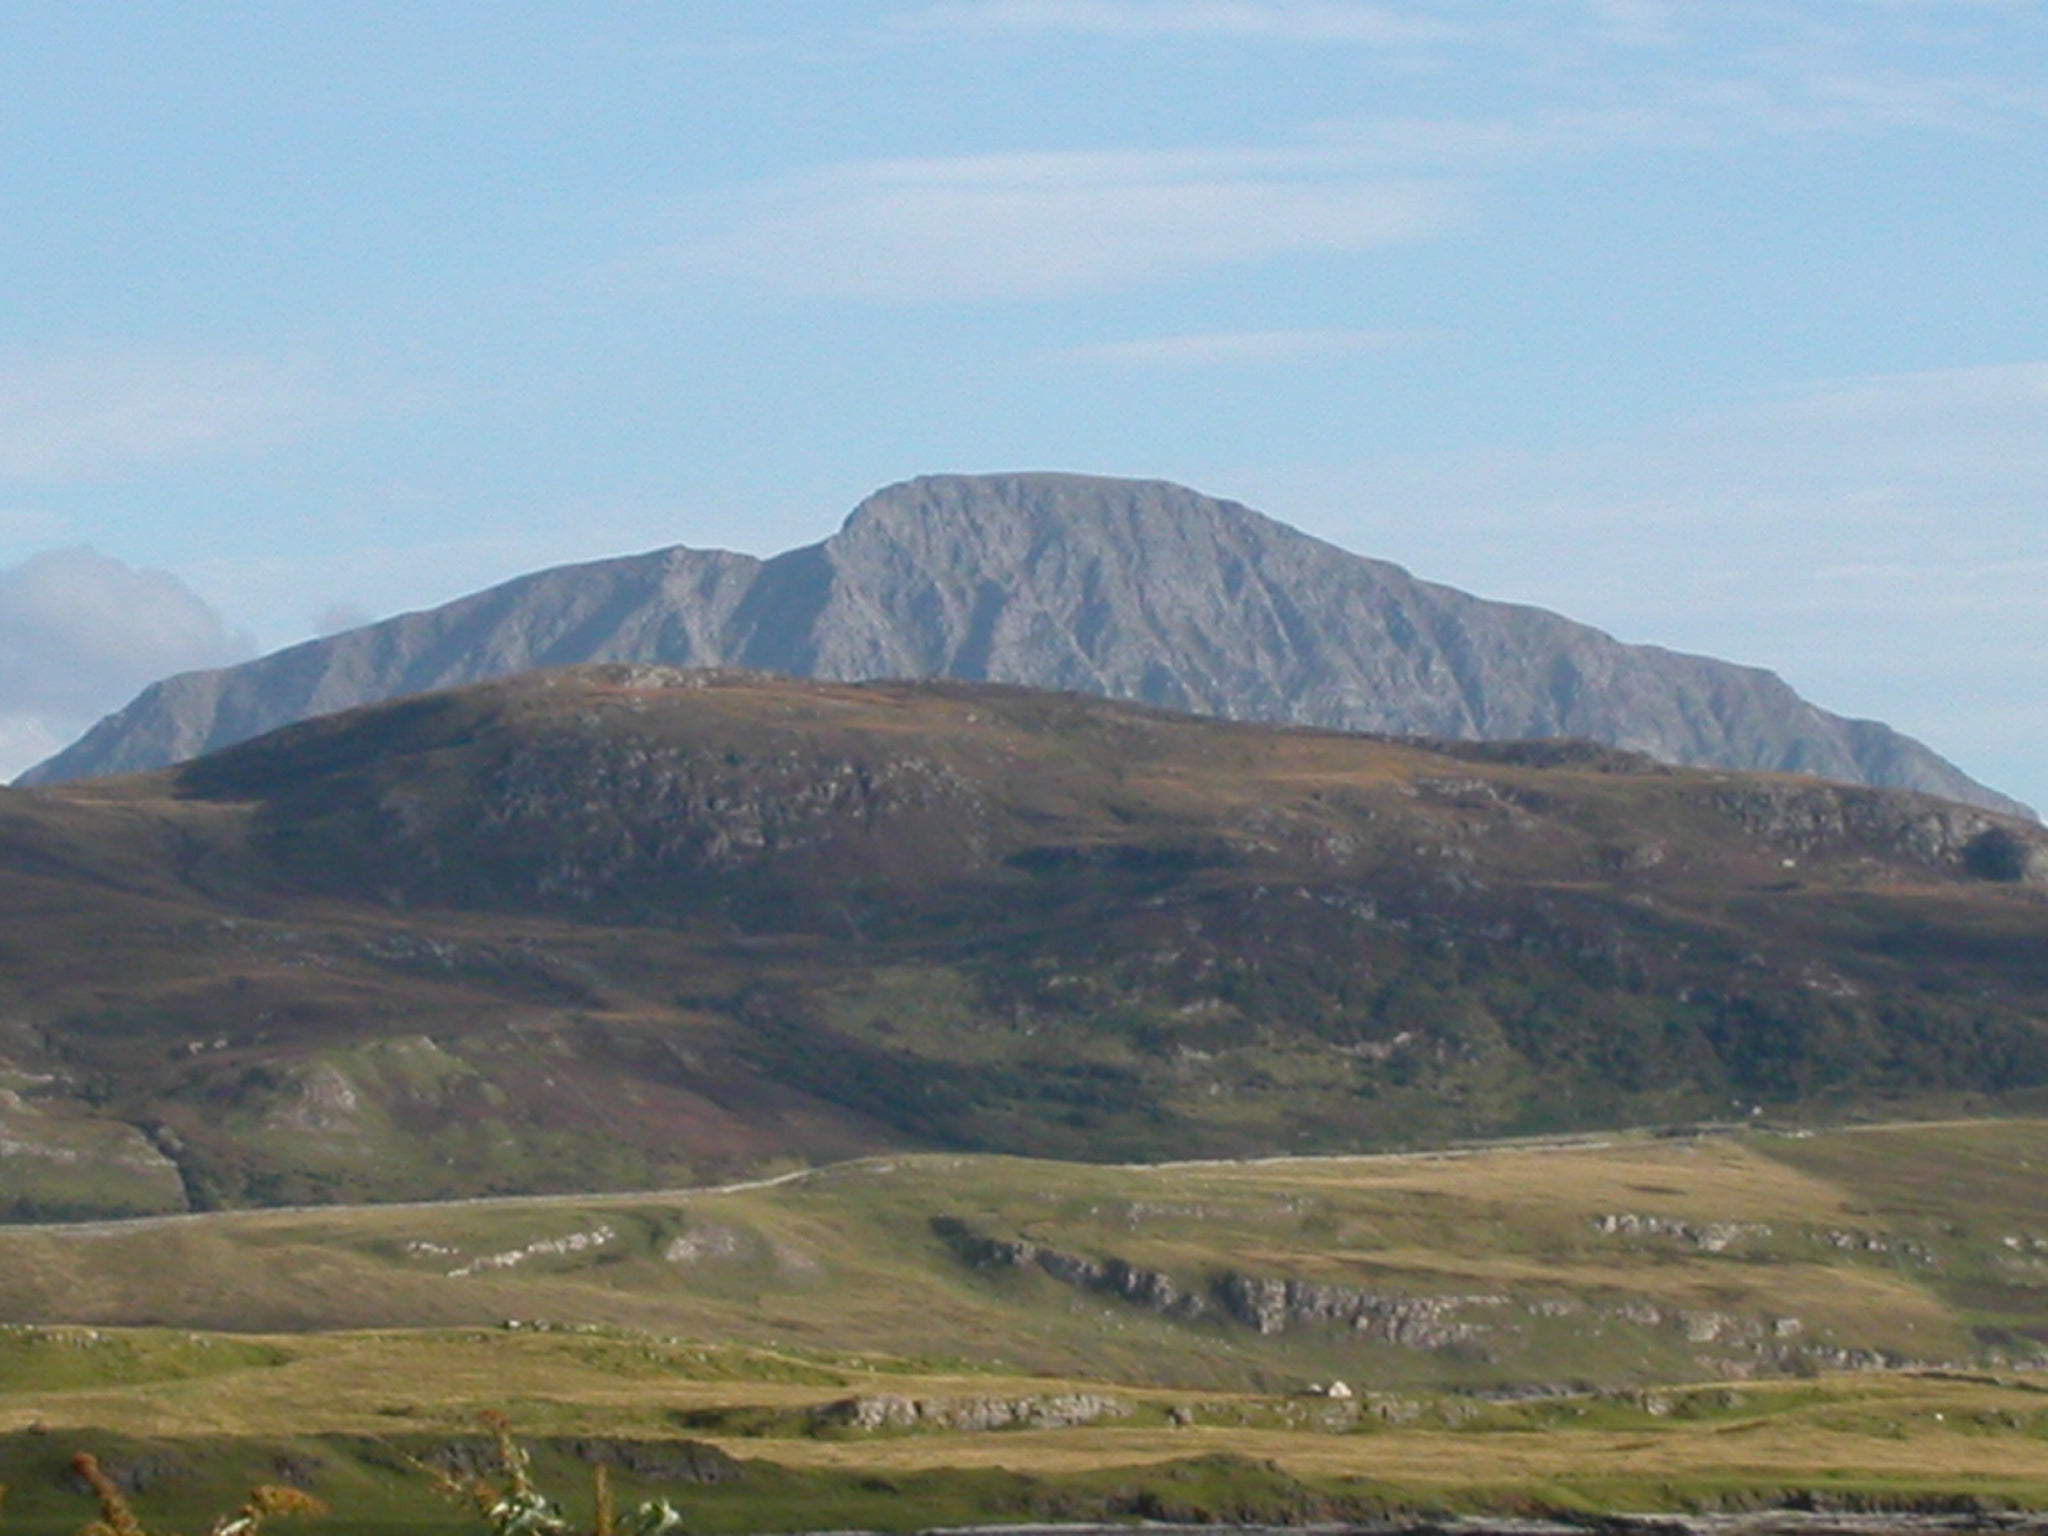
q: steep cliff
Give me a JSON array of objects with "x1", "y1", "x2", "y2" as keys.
[{"x1": 22, "y1": 474, "x2": 2023, "y2": 816}]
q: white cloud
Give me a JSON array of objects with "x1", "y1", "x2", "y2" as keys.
[
  {"x1": 903, "y1": 0, "x2": 1459, "y2": 42},
  {"x1": 0, "y1": 548, "x2": 254, "y2": 780},
  {"x1": 1063, "y1": 326, "x2": 1409, "y2": 367},
  {"x1": 0, "y1": 717, "x2": 73, "y2": 786},
  {"x1": 661, "y1": 0, "x2": 2045, "y2": 310},
  {"x1": 665, "y1": 14, "x2": 2041, "y2": 308},
  {"x1": 0, "y1": 351, "x2": 322, "y2": 483},
  {"x1": 670, "y1": 149, "x2": 1454, "y2": 301}
]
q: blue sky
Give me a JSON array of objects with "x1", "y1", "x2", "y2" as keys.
[{"x1": 0, "y1": 1, "x2": 2043, "y2": 807}]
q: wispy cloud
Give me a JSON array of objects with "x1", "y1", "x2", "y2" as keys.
[
  {"x1": 1707, "y1": 361, "x2": 2048, "y2": 485},
  {"x1": 662, "y1": 0, "x2": 2047, "y2": 310},
  {"x1": 0, "y1": 351, "x2": 323, "y2": 483},
  {"x1": 1776, "y1": 359, "x2": 2048, "y2": 424},
  {"x1": 906, "y1": 0, "x2": 2048, "y2": 60},
  {"x1": 1813, "y1": 555, "x2": 2048, "y2": 592},
  {"x1": 0, "y1": 547, "x2": 255, "y2": 779},
  {"x1": 901, "y1": 1, "x2": 2048, "y2": 143},
  {"x1": 1799, "y1": 68, "x2": 2048, "y2": 131},
  {"x1": 1064, "y1": 326, "x2": 1409, "y2": 367},
  {"x1": 669, "y1": 149, "x2": 1454, "y2": 301},
  {"x1": 902, "y1": 0, "x2": 1460, "y2": 42},
  {"x1": 671, "y1": 7, "x2": 2042, "y2": 307}
]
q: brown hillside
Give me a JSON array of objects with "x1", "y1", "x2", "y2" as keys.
[{"x1": 2, "y1": 665, "x2": 2045, "y2": 1218}]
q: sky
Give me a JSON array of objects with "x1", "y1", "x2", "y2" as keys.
[{"x1": 0, "y1": 1, "x2": 2043, "y2": 808}]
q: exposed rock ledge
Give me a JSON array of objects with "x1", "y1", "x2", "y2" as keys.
[
  {"x1": 813, "y1": 1392, "x2": 1131, "y2": 1432},
  {"x1": 931, "y1": 1216, "x2": 1503, "y2": 1349}
]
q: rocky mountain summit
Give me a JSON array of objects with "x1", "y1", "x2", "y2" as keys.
[{"x1": 21, "y1": 474, "x2": 2025, "y2": 816}]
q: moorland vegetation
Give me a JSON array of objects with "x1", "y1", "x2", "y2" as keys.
[
  {"x1": 2, "y1": 669, "x2": 2047, "y2": 1220},
  {"x1": 10, "y1": 1124, "x2": 2048, "y2": 1528},
  {"x1": 10, "y1": 672, "x2": 2048, "y2": 1529}
]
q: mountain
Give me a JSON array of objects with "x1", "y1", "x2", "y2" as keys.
[
  {"x1": 4, "y1": 666, "x2": 2047, "y2": 1220},
  {"x1": 19, "y1": 474, "x2": 2027, "y2": 816}
]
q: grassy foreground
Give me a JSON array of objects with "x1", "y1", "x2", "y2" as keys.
[
  {"x1": 9, "y1": 1119, "x2": 2048, "y2": 1529},
  {"x1": 7, "y1": 1334, "x2": 2048, "y2": 1533}
]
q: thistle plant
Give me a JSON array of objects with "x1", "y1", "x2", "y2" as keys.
[
  {"x1": 68, "y1": 1454, "x2": 326, "y2": 1536},
  {"x1": 415, "y1": 1413, "x2": 684, "y2": 1536},
  {"x1": 202, "y1": 1484, "x2": 329, "y2": 1536},
  {"x1": 68, "y1": 1456, "x2": 144, "y2": 1536}
]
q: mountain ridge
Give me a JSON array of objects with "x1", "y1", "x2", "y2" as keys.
[{"x1": 21, "y1": 473, "x2": 2027, "y2": 817}]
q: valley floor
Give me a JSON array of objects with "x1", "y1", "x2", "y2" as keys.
[
  {"x1": 10, "y1": 1121, "x2": 2048, "y2": 1532},
  {"x1": 8, "y1": 1329, "x2": 2048, "y2": 1533}
]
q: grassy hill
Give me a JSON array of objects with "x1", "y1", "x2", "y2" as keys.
[
  {"x1": 9, "y1": 1120, "x2": 2048, "y2": 1384},
  {"x1": 2, "y1": 666, "x2": 2047, "y2": 1217},
  {"x1": 11, "y1": 1122, "x2": 2048, "y2": 1529}
]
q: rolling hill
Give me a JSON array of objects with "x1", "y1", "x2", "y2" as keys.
[
  {"x1": 2, "y1": 666, "x2": 2046, "y2": 1221},
  {"x1": 13, "y1": 1123, "x2": 2048, "y2": 1529}
]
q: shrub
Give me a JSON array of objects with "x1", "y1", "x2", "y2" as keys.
[
  {"x1": 68, "y1": 1453, "x2": 325, "y2": 1536},
  {"x1": 415, "y1": 1413, "x2": 683, "y2": 1536}
]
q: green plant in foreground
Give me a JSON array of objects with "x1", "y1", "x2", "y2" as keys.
[
  {"x1": 416, "y1": 1414, "x2": 683, "y2": 1536},
  {"x1": 68, "y1": 1454, "x2": 325, "y2": 1536}
]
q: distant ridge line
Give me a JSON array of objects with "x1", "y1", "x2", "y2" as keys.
[{"x1": 21, "y1": 471, "x2": 2028, "y2": 817}]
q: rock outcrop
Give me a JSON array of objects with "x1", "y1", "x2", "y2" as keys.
[
  {"x1": 932, "y1": 1217, "x2": 1209, "y2": 1319},
  {"x1": 10, "y1": 667, "x2": 2048, "y2": 1215},
  {"x1": 936, "y1": 1217, "x2": 1507, "y2": 1350},
  {"x1": 1212, "y1": 1273, "x2": 1508, "y2": 1346},
  {"x1": 931, "y1": 1214, "x2": 1951, "y2": 1375},
  {"x1": 812, "y1": 1392, "x2": 1132, "y2": 1433},
  {"x1": 22, "y1": 473, "x2": 2026, "y2": 817}
]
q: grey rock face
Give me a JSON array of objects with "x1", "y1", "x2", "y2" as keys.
[
  {"x1": 812, "y1": 1392, "x2": 1131, "y2": 1433},
  {"x1": 20, "y1": 473, "x2": 2028, "y2": 816}
]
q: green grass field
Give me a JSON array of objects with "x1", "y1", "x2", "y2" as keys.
[
  {"x1": 8, "y1": 1333, "x2": 2048, "y2": 1534},
  {"x1": 8, "y1": 1120, "x2": 2048, "y2": 1530}
]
